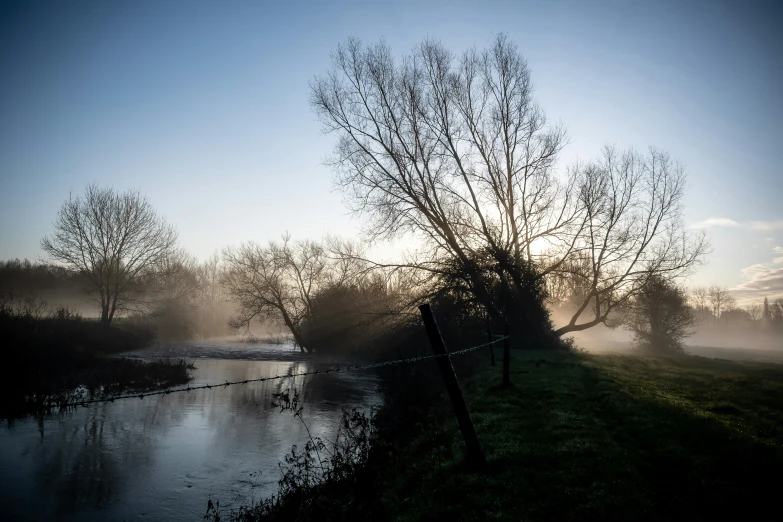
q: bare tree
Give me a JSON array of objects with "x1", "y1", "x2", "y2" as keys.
[
  {"x1": 707, "y1": 286, "x2": 735, "y2": 320},
  {"x1": 312, "y1": 35, "x2": 706, "y2": 339},
  {"x1": 222, "y1": 235, "x2": 338, "y2": 352},
  {"x1": 689, "y1": 285, "x2": 712, "y2": 322},
  {"x1": 770, "y1": 298, "x2": 783, "y2": 329},
  {"x1": 137, "y1": 248, "x2": 203, "y2": 339},
  {"x1": 746, "y1": 303, "x2": 763, "y2": 322},
  {"x1": 196, "y1": 252, "x2": 226, "y2": 310},
  {"x1": 151, "y1": 249, "x2": 200, "y2": 303},
  {"x1": 41, "y1": 184, "x2": 178, "y2": 326},
  {"x1": 763, "y1": 297, "x2": 772, "y2": 325},
  {"x1": 690, "y1": 286, "x2": 709, "y2": 311}
]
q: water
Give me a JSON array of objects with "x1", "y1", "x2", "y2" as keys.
[{"x1": 0, "y1": 341, "x2": 381, "y2": 521}]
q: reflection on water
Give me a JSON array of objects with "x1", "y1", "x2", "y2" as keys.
[{"x1": 0, "y1": 352, "x2": 381, "y2": 522}]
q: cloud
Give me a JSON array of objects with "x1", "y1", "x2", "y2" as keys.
[
  {"x1": 690, "y1": 217, "x2": 741, "y2": 229},
  {"x1": 690, "y1": 218, "x2": 783, "y2": 231},
  {"x1": 773, "y1": 246, "x2": 783, "y2": 254},
  {"x1": 732, "y1": 264, "x2": 783, "y2": 304},
  {"x1": 749, "y1": 220, "x2": 783, "y2": 231}
]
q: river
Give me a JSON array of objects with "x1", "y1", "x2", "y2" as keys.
[{"x1": 0, "y1": 340, "x2": 382, "y2": 521}]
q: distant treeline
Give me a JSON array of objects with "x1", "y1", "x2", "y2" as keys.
[
  {"x1": 684, "y1": 286, "x2": 783, "y2": 344},
  {"x1": 689, "y1": 286, "x2": 783, "y2": 327},
  {"x1": 0, "y1": 256, "x2": 234, "y2": 342},
  {"x1": 0, "y1": 258, "x2": 89, "y2": 304}
]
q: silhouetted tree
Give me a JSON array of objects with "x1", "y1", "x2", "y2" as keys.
[
  {"x1": 688, "y1": 286, "x2": 712, "y2": 322},
  {"x1": 193, "y1": 252, "x2": 233, "y2": 337},
  {"x1": 312, "y1": 35, "x2": 707, "y2": 343},
  {"x1": 746, "y1": 303, "x2": 763, "y2": 322},
  {"x1": 763, "y1": 297, "x2": 772, "y2": 326},
  {"x1": 771, "y1": 299, "x2": 783, "y2": 331},
  {"x1": 140, "y1": 249, "x2": 202, "y2": 340},
  {"x1": 626, "y1": 275, "x2": 693, "y2": 354},
  {"x1": 41, "y1": 184, "x2": 178, "y2": 326},
  {"x1": 222, "y1": 235, "x2": 359, "y2": 352},
  {"x1": 720, "y1": 308, "x2": 752, "y2": 324},
  {"x1": 301, "y1": 272, "x2": 407, "y2": 354},
  {"x1": 707, "y1": 286, "x2": 735, "y2": 321}
]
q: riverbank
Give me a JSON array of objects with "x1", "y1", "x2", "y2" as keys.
[
  {"x1": 210, "y1": 347, "x2": 783, "y2": 521},
  {"x1": 378, "y1": 350, "x2": 783, "y2": 521},
  {"x1": 0, "y1": 312, "x2": 193, "y2": 419}
]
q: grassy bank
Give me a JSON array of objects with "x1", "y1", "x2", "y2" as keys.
[{"x1": 379, "y1": 350, "x2": 783, "y2": 521}]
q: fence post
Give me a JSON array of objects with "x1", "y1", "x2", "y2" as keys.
[
  {"x1": 486, "y1": 313, "x2": 495, "y2": 367},
  {"x1": 503, "y1": 323, "x2": 511, "y2": 386},
  {"x1": 419, "y1": 303, "x2": 486, "y2": 469}
]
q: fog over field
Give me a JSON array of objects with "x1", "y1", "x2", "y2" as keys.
[{"x1": 549, "y1": 304, "x2": 783, "y2": 362}]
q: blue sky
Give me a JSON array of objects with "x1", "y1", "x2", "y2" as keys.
[{"x1": 1, "y1": 0, "x2": 781, "y2": 304}]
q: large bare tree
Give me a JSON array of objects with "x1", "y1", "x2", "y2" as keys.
[
  {"x1": 312, "y1": 35, "x2": 706, "y2": 339},
  {"x1": 41, "y1": 184, "x2": 178, "y2": 326}
]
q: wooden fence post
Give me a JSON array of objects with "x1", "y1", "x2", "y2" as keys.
[
  {"x1": 503, "y1": 323, "x2": 511, "y2": 386},
  {"x1": 486, "y1": 313, "x2": 495, "y2": 367},
  {"x1": 419, "y1": 303, "x2": 486, "y2": 469}
]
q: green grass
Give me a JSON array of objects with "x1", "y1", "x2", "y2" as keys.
[{"x1": 379, "y1": 350, "x2": 783, "y2": 521}]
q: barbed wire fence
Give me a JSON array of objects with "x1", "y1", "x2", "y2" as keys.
[
  {"x1": 40, "y1": 304, "x2": 506, "y2": 469},
  {"x1": 60, "y1": 335, "x2": 510, "y2": 409}
]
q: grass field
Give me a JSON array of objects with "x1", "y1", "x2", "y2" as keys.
[{"x1": 380, "y1": 350, "x2": 783, "y2": 521}]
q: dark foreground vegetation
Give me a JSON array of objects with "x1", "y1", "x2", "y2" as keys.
[
  {"x1": 207, "y1": 347, "x2": 783, "y2": 521},
  {"x1": 0, "y1": 299, "x2": 193, "y2": 420}
]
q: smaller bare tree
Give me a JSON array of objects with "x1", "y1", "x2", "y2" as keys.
[
  {"x1": 134, "y1": 249, "x2": 203, "y2": 340},
  {"x1": 707, "y1": 286, "x2": 735, "y2": 321},
  {"x1": 690, "y1": 286, "x2": 709, "y2": 311},
  {"x1": 746, "y1": 303, "x2": 763, "y2": 322},
  {"x1": 689, "y1": 286, "x2": 712, "y2": 322},
  {"x1": 222, "y1": 235, "x2": 342, "y2": 352},
  {"x1": 41, "y1": 184, "x2": 178, "y2": 326}
]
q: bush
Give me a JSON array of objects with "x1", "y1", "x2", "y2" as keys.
[
  {"x1": 204, "y1": 389, "x2": 382, "y2": 522},
  {"x1": 627, "y1": 275, "x2": 694, "y2": 354}
]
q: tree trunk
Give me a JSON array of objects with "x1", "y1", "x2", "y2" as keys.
[
  {"x1": 291, "y1": 329, "x2": 309, "y2": 353},
  {"x1": 100, "y1": 301, "x2": 111, "y2": 329},
  {"x1": 280, "y1": 310, "x2": 311, "y2": 353},
  {"x1": 108, "y1": 292, "x2": 119, "y2": 325}
]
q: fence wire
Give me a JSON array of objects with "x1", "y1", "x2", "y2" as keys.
[{"x1": 60, "y1": 336, "x2": 510, "y2": 409}]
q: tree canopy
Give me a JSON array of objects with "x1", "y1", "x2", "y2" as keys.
[
  {"x1": 41, "y1": 184, "x2": 178, "y2": 326},
  {"x1": 627, "y1": 275, "x2": 694, "y2": 354},
  {"x1": 311, "y1": 35, "x2": 707, "y2": 342}
]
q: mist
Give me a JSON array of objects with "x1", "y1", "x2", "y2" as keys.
[{"x1": 549, "y1": 301, "x2": 783, "y2": 363}]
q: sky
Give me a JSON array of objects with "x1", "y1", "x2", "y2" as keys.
[{"x1": 1, "y1": 0, "x2": 781, "y2": 305}]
